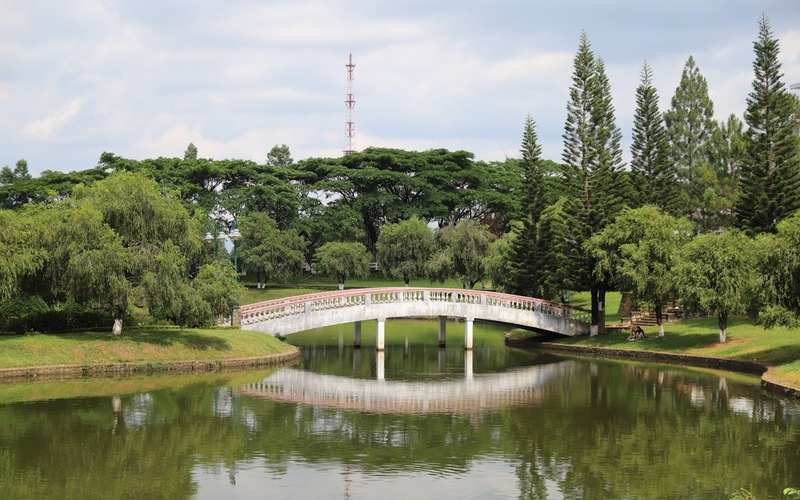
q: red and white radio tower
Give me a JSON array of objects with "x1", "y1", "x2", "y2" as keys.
[{"x1": 343, "y1": 52, "x2": 356, "y2": 155}]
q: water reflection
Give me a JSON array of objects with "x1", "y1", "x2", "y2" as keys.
[
  {"x1": 239, "y1": 358, "x2": 575, "y2": 414},
  {"x1": 0, "y1": 329, "x2": 798, "y2": 499}
]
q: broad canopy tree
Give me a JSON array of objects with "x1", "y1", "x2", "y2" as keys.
[{"x1": 295, "y1": 148, "x2": 507, "y2": 252}]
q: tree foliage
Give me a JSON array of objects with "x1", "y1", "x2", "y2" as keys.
[
  {"x1": 707, "y1": 113, "x2": 746, "y2": 230},
  {"x1": 238, "y1": 212, "x2": 306, "y2": 287},
  {"x1": 32, "y1": 171, "x2": 211, "y2": 335},
  {"x1": 735, "y1": 15, "x2": 800, "y2": 235},
  {"x1": 184, "y1": 142, "x2": 198, "y2": 161},
  {"x1": 587, "y1": 205, "x2": 692, "y2": 336},
  {"x1": 754, "y1": 210, "x2": 800, "y2": 327},
  {"x1": 376, "y1": 218, "x2": 433, "y2": 286},
  {"x1": 562, "y1": 32, "x2": 629, "y2": 330},
  {"x1": 536, "y1": 197, "x2": 583, "y2": 302},
  {"x1": 507, "y1": 114, "x2": 546, "y2": 296},
  {"x1": 674, "y1": 230, "x2": 755, "y2": 342},
  {"x1": 314, "y1": 241, "x2": 370, "y2": 289},
  {"x1": 0, "y1": 209, "x2": 45, "y2": 300},
  {"x1": 427, "y1": 220, "x2": 495, "y2": 289},
  {"x1": 630, "y1": 62, "x2": 677, "y2": 214},
  {"x1": 296, "y1": 148, "x2": 507, "y2": 251},
  {"x1": 664, "y1": 56, "x2": 719, "y2": 229}
]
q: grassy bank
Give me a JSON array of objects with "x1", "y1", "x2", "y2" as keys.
[
  {"x1": 516, "y1": 316, "x2": 800, "y2": 389},
  {"x1": 0, "y1": 327, "x2": 296, "y2": 371}
]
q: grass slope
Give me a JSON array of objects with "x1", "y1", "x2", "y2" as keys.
[
  {"x1": 0, "y1": 328, "x2": 294, "y2": 369},
  {"x1": 526, "y1": 316, "x2": 800, "y2": 388}
]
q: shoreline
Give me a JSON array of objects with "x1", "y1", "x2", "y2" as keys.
[
  {"x1": 0, "y1": 347, "x2": 301, "y2": 381},
  {"x1": 504, "y1": 334, "x2": 800, "y2": 400}
]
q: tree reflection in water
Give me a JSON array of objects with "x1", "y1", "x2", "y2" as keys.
[{"x1": 0, "y1": 324, "x2": 797, "y2": 499}]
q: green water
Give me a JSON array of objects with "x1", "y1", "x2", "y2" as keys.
[{"x1": 0, "y1": 320, "x2": 797, "y2": 499}]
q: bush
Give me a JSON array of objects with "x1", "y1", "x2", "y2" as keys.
[
  {"x1": 0, "y1": 296, "x2": 111, "y2": 333},
  {"x1": 759, "y1": 305, "x2": 800, "y2": 329}
]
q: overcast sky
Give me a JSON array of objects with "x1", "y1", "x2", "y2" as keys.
[{"x1": 2, "y1": 0, "x2": 799, "y2": 176}]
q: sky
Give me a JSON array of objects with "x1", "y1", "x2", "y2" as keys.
[{"x1": 2, "y1": 0, "x2": 799, "y2": 177}]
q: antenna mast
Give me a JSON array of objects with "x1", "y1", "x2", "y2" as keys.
[{"x1": 344, "y1": 52, "x2": 356, "y2": 155}]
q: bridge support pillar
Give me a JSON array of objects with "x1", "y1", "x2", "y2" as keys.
[
  {"x1": 438, "y1": 316, "x2": 447, "y2": 347},
  {"x1": 464, "y1": 317, "x2": 474, "y2": 350},
  {"x1": 464, "y1": 350, "x2": 473, "y2": 380},
  {"x1": 353, "y1": 321, "x2": 362, "y2": 348},
  {"x1": 376, "y1": 351, "x2": 385, "y2": 381},
  {"x1": 376, "y1": 318, "x2": 386, "y2": 351}
]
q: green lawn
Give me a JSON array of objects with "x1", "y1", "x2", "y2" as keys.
[
  {"x1": 567, "y1": 290, "x2": 622, "y2": 322},
  {"x1": 0, "y1": 328, "x2": 295, "y2": 369}
]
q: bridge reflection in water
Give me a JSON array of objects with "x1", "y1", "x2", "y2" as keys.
[{"x1": 237, "y1": 356, "x2": 574, "y2": 414}]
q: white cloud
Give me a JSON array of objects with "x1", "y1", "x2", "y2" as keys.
[{"x1": 20, "y1": 98, "x2": 86, "y2": 141}]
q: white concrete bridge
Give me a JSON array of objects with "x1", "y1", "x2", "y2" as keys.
[{"x1": 239, "y1": 287, "x2": 591, "y2": 350}]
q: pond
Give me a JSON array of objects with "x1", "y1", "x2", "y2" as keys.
[{"x1": 0, "y1": 320, "x2": 797, "y2": 499}]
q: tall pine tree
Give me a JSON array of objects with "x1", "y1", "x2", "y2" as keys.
[
  {"x1": 736, "y1": 15, "x2": 800, "y2": 235},
  {"x1": 630, "y1": 61, "x2": 677, "y2": 214},
  {"x1": 664, "y1": 56, "x2": 718, "y2": 229},
  {"x1": 562, "y1": 33, "x2": 628, "y2": 334},
  {"x1": 508, "y1": 114, "x2": 545, "y2": 296},
  {"x1": 707, "y1": 113, "x2": 746, "y2": 229}
]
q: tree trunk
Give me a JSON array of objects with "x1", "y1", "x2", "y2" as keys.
[
  {"x1": 718, "y1": 312, "x2": 728, "y2": 343},
  {"x1": 655, "y1": 303, "x2": 665, "y2": 338},
  {"x1": 618, "y1": 292, "x2": 633, "y2": 316},
  {"x1": 597, "y1": 287, "x2": 606, "y2": 335},
  {"x1": 590, "y1": 286, "x2": 599, "y2": 336}
]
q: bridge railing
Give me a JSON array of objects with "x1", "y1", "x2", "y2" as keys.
[{"x1": 239, "y1": 287, "x2": 591, "y2": 326}]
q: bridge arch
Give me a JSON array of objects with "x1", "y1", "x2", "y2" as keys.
[{"x1": 239, "y1": 287, "x2": 591, "y2": 350}]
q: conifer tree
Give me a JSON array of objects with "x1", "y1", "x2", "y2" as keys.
[
  {"x1": 561, "y1": 32, "x2": 597, "y2": 303},
  {"x1": 630, "y1": 62, "x2": 677, "y2": 214},
  {"x1": 561, "y1": 33, "x2": 628, "y2": 333},
  {"x1": 536, "y1": 197, "x2": 583, "y2": 302},
  {"x1": 663, "y1": 56, "x2": 718, "y2": 227},
  {"x1": 508, "y1": 114, "x2": 545, "y2": 296},
  {"x1": 735, "y1": 15, "x2": 800, "y2": 235},
  {"x1": 707, "y1": 113, "x2": 746, "y2": 229},
  {"x1": 184, "y1": 142, "x2": 198, "y2": 161}
]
